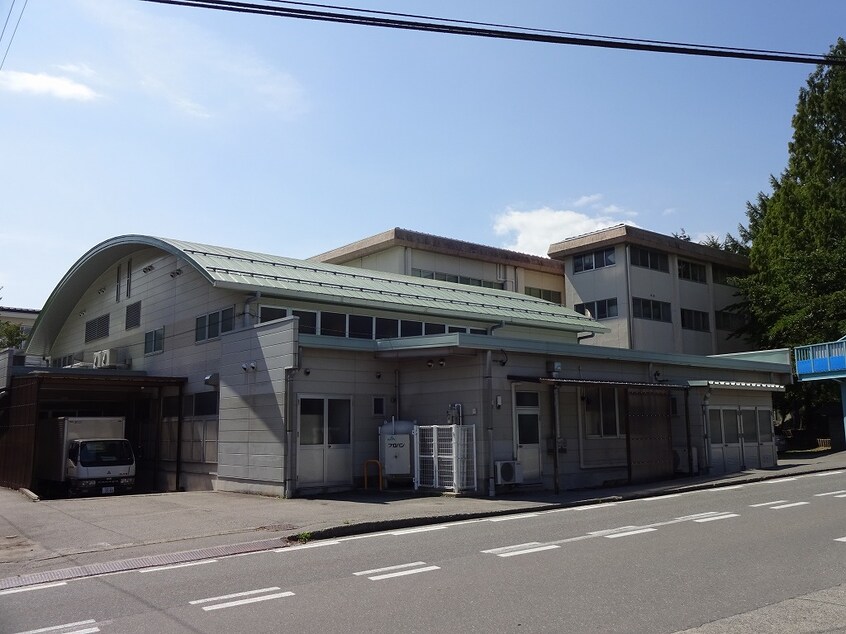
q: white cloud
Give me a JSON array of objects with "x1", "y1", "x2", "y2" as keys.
[
  {"x1": 78, "y1": 0, "x2": 306, "y2": 119},
  {"x1": 493, "y1": 206, "x2": 637, "y2": 256},
  {"x1": 55, "y1": 63, "x2": 97, "y2": 78},
  {"x1": 0, "y1": 70, "x2": 100, "y2": 101},
  {"x1": 573, "y1": 194, "x2": 602, "y2": 207}
]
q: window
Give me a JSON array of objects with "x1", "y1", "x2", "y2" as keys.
[
  {"x1": 375, "y1": 317, "x2": 398, "y2": 338},
  {"x1": 678, "y1": 259, "x2": 707, "y2": 283},
  {"x1": 411, "y1": 267, "x2": 504, "y2": 289},
  {"x1": 582, "y1": 386, "x2": 626, "y2": 438},
  {"x1": 194, "y1": 391, "x2": 219, "y2": 416},
  {"x1": 195, "y1": 307, "x2": 235, "y2": 342},
  {"x1": 424, "y1": 323, "x2": 446, "y2": 335},
  {"x1": 144, "y1": 326, "x2": 164, "y2": 354},
  {"x1": 630, "y1": 246, "x2": 669, "y2": 272},
  {"x1": 125, "y1": 301, "x2": 141, "y2": 330},
  {"x1": 573, "y1": 247, "x2": 616, "y2": 273},
  {"x1": 681, "y1": 308, "x2": 710, "y2": 332},
  {"x1": 632, "y1": 297, "x2": 672, "y2": 322},
  {"x1": 525, "y1": 287, "x2": 562, "y2": 304},
  {"x1": 320, "y1": 311, "x2": 346, "y2": 337},
  {"x1": 260, "y1": 306, "x2": 287, "y2": 322},
  {"x1": 116, "y1": 264, "x2": 122, "y2": 302},
  {"x1": 715, "y1": 309, "x2": 747, "y2": 331},
  {"x1": 126, "y1": 259, "x2": 132, "y2": 298},
  {"x1": 85, "y1": 314, "x2": 110, "y2": 343},
  {"x1": 349, "y1": 315, "x2": 374, "y2": 339},
  {"x1": 574, "y1": 298, "x2": 618, "y2": 320},
  {"x1": 293, "y1": 310, "x2": 317, "y2": 335},
  {"x1": 713, "y1": 265, "x2": 745, "y2": 286},
  {"x1": 401, "y1": 320, "x2": 423, "y2": 337},
  {"x1": 373, "y1": 396, "x2": 385, "y2": 417}
]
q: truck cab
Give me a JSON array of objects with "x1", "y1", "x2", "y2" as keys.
[{"x1": 66, "y1": 438, "x2": 135, "y2": 495}]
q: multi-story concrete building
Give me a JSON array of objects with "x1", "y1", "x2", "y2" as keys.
[
  {"x1": 0, "y1": 307, "x2": 40, "y2": 340},
  {"x1": 548, "y1": 225, "x2": 750, "y2": 355}
]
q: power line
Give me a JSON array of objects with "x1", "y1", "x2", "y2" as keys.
[
  {"x1": 139, "y1": 0, "x2": 846, "y2": 66},
  {"x1": 0, "y1": 0, "x2": 27, "y2": 72}
]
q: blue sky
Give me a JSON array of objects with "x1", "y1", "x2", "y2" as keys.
[{"x1": 1, "y1": 0, "x2": 844, "y2": 309}]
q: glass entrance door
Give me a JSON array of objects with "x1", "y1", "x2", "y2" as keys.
[
  {"x1": 514, "y1": 391, "x2": 541, "y2": 482},
  {"x1": 298, "y1": 397, "x2": 352, "y2": 487}
]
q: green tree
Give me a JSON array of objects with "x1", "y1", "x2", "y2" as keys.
[
  {"x1": 734, "y1": 38, "x2": 846, "y2": 350},
  {"x1": 0, "y1": 321, "x2": 26, "y2": 349}
]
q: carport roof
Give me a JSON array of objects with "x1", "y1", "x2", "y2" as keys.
[{"x1": 27, "y1": 235, "x2": 605, "y2": 354}]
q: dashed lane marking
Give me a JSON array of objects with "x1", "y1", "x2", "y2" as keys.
[
  {"x1": 814, "y1": 490, "x2": 846, "y2": 496},
  {"x1": 190, "y1": 587, "x2": 282, "y2": 605},
  {"x1": 770, "y1": 502, "x2": 810, "y2": 510},
  {"x1": 604, "y1": 527, "x2": 657, "y2": 539},
  {"x1": 482, "y1": 543, "x2": 560, "y2": 557},
  {"x1": 14, "y1": 620, "x2": 98, "y2": 634},
  {"x1": 694, "y1": 513, "x2": 739, "y2": 522},
  {"x1": 197, "y1": 590, "x2": 295, "y2": 611},
  {"x1": 749, "y1": 500, "x2": 788, "y2": 507},
  {"x1": 354, "y1": 562, "x2": 440, "y2": 581}
]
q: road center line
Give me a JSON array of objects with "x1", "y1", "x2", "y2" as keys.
[
  {"x1": 354, "y1": 561, "x2": 428, "y2": 576},
  {"x1": 749, "y1": 500, "x2": 787, "y2": 507},
  {"x1": 140, "y1": 559, "x2": 217, "y2": 573},
  {"x1": 604, "y1": 527, "x2": 657, "y2": 539},
  {"x1": 770, "y1": 502, "x2": 810, "y2": 509},
  {"x1": 14, "y1": 620, "x2": 96, "y2": 634},
  {"x1": 367, "y1": 566, "x2": 440, "y2": 581},
  {"x1": 202, "y1": 591, "x2": 295, "y2": 611},
  {"x1": 190, "y1": 587, "x2": 281, "y2": 605},
  {"x1": 694, "y1": 513, "x2": 739, "y2": 522}
]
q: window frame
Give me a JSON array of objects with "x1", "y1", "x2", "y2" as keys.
[
  {"x1": 144, "y1": 326, "x2": 165, "y2": 355},
  {"x1": 632, "y1": 297, "x2": 672, "y2": 323}
]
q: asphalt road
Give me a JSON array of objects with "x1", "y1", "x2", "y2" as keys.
[{"x1": 3, "y1": 470, "x2": 846, "y2": 633}]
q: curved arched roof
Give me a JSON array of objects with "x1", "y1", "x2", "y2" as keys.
[{"x1": 27, "y1": 235, "x2": 606, "y2": 355}]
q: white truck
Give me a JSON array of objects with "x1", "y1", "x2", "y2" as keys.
[{"x1": 34, "y1": 417, "x2": 135, "y2": 497}]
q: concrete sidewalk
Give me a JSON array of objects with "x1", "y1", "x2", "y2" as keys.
[{"x1": 2, "y1": 450, "x2": 844, "y2": 590}]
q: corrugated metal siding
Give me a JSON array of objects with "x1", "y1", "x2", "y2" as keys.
[{"x1": 0, "y1": 377, "x2": 39, "y2": 489}]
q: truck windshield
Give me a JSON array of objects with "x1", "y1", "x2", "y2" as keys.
[{"x1": 78, "y1": 440, "x2": 135, "y2": 467}]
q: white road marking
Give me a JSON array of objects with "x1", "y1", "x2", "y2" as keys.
[
  {"x1": 202, "y1": 591, "x2": 295, "y2": 611},
  {"x1": 140, "y1": 559, "x2": 217, "y2": 573},
  {"x1": 604, "y1": 527, "x2": 657, "y2": 539},
  {"x1": 14, "y1": 620, "x2": 96, "y2": 634},
  {"x1": 694, "y1": 513, "x2": 739, "y2": 522},
  {"x1": 190, "y1": 587, "x2": 281, "y2": 605},
  {"x1": 62, "y1": 629, "x2": 99, "y2": 634},
  {"x1": 0, "y1": 582, "x2": 67, "y2": 596},
  {"x1": 496, "y1": 544, "x2": 560, "y2": 557},
  {"x1": 763, "y1": 477, "x2": 797, "y2": 483},
  {"x1": 577, "y1": 502, "x2": 618, "y2": 510},
  {"x1": 835, "y1": 537, "x2": 846, "y2": 543},
  {"x1": 715, "y1": 485, "x2": 745, "y2": 490},
  {"x1": 814, "y1": 490, "x2": 846, "y2": 496},
  {"x1": 391, "y1": 525, "x2": 448, "y2": 535},
  {"x1": 835, "y1": 494, "x2": 846, "y2": 499},
  {"x1": 367, "y1": 566, "x2": 440, "y2": 581},
  {"x1": 274, "y1": 540, "x2": 341, "y2": 552},
  {"x1": 749, "y1": 500, "x2": 788, "y2": 507},
  {"x1": 488, "y1": 513, "x2": 539, "y2": 522},
  {"x1": 482, "y1": 542, "x2": 560, "y2": 557},
  {"x1": 809, "y1": 471, "x2": 843, "y2": 476},
  {"x1": 354, "y1": 561, "x2": 440, "y2": 580},
  {"x1": 354, "y1": 561, "x2": 428, "y2": 576},
  {"x1": 770, "y1": 502, "x2": 810, "y2": 510}
]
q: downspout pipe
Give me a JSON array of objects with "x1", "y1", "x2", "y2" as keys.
[
  {"x1": 284, "y1": 366, "x2": 297, "y2": 498},
  {"x1": 175, "y1": 382, "x2": 184, "y2": 492}
]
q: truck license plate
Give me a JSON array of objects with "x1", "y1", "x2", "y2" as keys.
[{"x1": 101, "y1": 486, "x2": 115, "y2": 494}]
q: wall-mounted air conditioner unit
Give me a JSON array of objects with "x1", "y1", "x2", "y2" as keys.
[
  {"x1": 495, "y1": 460, "x2": 523, "y2": 485},
  {"x1": 93, "y1": 348, "x2": 124, "y2": 368}
]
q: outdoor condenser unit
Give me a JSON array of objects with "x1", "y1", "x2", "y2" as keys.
[{"x1": 495, "y1": 460, "x2": 523, "y2": 485}]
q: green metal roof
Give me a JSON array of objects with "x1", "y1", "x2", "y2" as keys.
[{"x1": 27, "y1": 235, "x2": 605, "y2": 355}]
